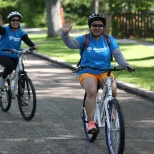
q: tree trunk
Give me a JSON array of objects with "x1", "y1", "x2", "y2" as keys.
[
  {"x1": 104, "y1": 13, "x2": 112, "y2": 35},
  {"x1": 91, "y1": 0, "x2": 99, "y2": 14},
  {"x1": 44, "y1": 0, "x2": 62, "y2": 37}
]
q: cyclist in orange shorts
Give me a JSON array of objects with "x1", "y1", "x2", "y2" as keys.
[{"x1": 61, "y1": 14, "x2": 134, "y2": 134}]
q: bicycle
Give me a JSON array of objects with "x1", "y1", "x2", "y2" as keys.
[
  {"x1": 0, "y1": 48, "x2": 37, "y2": 121},
  {"x1": 74, "y1": 65, "x2": 135, "y2": 154}
]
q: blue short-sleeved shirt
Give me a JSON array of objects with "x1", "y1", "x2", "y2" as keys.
[
  {"x1": 0, "y1": 26, "x2": 26, "y2": 58},
  {"x1": 76, "y1": 33, "x2": 119, "y2": 76}
]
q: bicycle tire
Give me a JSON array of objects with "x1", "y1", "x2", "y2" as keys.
[
  {"x1": 18, "y1": 77, "x2": 36, "y2": 121},
  {"x1": 82, "y1": 92, "x2": 98, "y2": 142},
  {"x1": 0, "y1": 79, "x2": 12, "y2": 112},
  {"x1": 105, "y1": 98, "x2": 125, "y2": 154}
]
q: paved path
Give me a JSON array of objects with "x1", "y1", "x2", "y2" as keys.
[{"x1": 0, "y1": 54, "x2": 154, "y2": 154}]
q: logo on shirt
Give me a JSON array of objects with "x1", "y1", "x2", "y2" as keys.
[
  {"x1": 87, "y1": 46, "x2": 108, "y2": 52},
  {"x1": 9, "y1": 36, "x2": 21, "y2": 41},
  {"x1": 93, "y1": 47, "x2": 107, "y2": 52},
  {"x1": 87, "y1": 47, "x2": 92, "y2": 52}
]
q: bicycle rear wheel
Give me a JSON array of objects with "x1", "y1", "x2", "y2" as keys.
[
  {"x1": 0, "y1": 79, "x2": 12, "y2": 112},
  {"x1": 18, "y1": 77, "x2": 36, "y2": 121},
  {"x1": 105, "y1": 98, "x2": 125, "y2": 154},
  {"x1": 81, "y1": 92, "x2": 98, "y2": 142}
]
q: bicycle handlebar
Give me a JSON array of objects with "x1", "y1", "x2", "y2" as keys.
[
  {"x1": 73, "y1": 66, "x2": 122, "y2": 72},
  {"x1": 73, "y1": 66, "x2": 135, "y2": 73},
  {"x1": 1, "y1": 47, "x2": 35, "y2": 54}
]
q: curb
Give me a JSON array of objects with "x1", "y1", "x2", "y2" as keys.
[
  {"x1": 32, "y1": 51, "x2": 154, "y2": 102},
  {"x1": 116, "y1": 81, "x2": 154, "y2": 101}
]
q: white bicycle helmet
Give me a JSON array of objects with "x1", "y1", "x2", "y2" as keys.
[
  {"x1": 7, "y1": 11, "x2": 22, "y2": 20},
  {"x1": 88, "y1": 14, "x2": 106, "y2": 27}
]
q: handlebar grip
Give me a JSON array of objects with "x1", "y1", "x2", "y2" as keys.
[{"x1": 28, "y1": 47, "x2": 36, "y2": 53}]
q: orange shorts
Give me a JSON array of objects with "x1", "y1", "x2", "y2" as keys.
[{"x1": 79, "y1": 72, "x2": 114, "y2": 84}]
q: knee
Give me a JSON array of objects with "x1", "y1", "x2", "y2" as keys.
[{"x1": 86, "y1": 87, "x2": 97, "y2": 98}]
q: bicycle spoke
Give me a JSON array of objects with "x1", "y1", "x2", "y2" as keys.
[
  {"x1": 18, "y1": 77, "x2": 36, "y2": 121},
  {"x1": 82, "y1": 92, "x2": 98, "y2": 142},
  {"x1": 105, "y1": 98, "x2": 125, "y2": 154},
  {"x1": 0, "y1": 79, "x2": 12, "y2": 112}
]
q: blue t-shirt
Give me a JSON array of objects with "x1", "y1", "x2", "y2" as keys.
[
  {"x1": 0, "y1": 26, "x2": 26, "y2": 58},
  {"x1": 76, "y1": 33, "x2": 119, "y2": 76}
]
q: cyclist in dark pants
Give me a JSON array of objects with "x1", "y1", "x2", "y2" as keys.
[{"x1": 0, "y1": 11, "x2": 38, "y2": 89}]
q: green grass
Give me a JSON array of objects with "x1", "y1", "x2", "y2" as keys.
[{"x1": 22, "y1": 33, "x2": 154, "y2": 92}]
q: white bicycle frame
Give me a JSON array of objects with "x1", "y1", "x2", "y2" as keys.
[
  {"x1": 6, "y1": 56, "x2": 23, "y2": 97},
  {"x1": 94, "y1": 75, "x2": 113, "y2": 129},
  {"x1": 1, "y1": 49, "x2": 31, "y2": 97}
]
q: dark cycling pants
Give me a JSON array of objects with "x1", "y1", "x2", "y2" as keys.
[{"x1": 0, "y1": 55, "x2": 18, "y2": 79}]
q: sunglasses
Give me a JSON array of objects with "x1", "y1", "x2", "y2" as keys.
[
  {"x1": 91, "y1": 24, "x2": 104, "y2": 28},
  {"x1": 11, "y1": 19, "x2": 20, "y2": 22}
]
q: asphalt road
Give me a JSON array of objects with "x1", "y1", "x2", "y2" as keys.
[{"x1": 0, "y1": 54, "x2": 154, "y2": 154}]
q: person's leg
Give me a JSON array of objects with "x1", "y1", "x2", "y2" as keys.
[
  {"x1": 0, "y1": 56, "x2": 15, "y2": 79},
  {"x1": 81, "y1": 76, "x2": 98, "y2": 122},
  {"x1": 11, "y1": 57, "x2": 19, "y2": 71},
  {"x1": 81, "y1": 76, "x2": 98, "y2": 133},
  {"x1": 0, "y1": 56, "x2": 17, "y2": 88}
]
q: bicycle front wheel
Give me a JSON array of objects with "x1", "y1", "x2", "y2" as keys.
[
  {"x1": 18, "y1": 77, "x2": 36, "y2": 121},
  {"x1": 82, "y1": 92, "x2": 98, "y2": 142},
  {"x1": 0, "y1": 79, "x2": 12, "y2": 112},
  {"x1": 105, "y1": 98, "x2": 125, "y2": 154}
]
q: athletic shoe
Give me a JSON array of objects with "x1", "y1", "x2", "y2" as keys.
[
  {"x1": 88, "y1": 121, "x2": 97, "y2": 134},
  {"x1": 0, "y1": 77, "x2": 5, "y2": 89}
]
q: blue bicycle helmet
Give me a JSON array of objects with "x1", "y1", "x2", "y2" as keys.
[{"x1": 88, "y1": 14, "x2": 106, "y2": 27}]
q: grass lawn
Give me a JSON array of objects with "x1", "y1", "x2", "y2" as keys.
[{"x1": 22, "y1": 33, "x2": 154, "y2": 92}]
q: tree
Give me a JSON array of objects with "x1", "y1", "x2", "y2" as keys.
[
  {"x1": 62, "y1": 0, "x2": 92, "y2": 25},
  {"x1": 91, "y1": 0, "x2": 99, "y2": 14},
  {"x1": 108, "y1": 0, "x2": 154, "y2": 13},
  {"x1": 44, "y1": 0, "x2": 62, "y2": 37}
]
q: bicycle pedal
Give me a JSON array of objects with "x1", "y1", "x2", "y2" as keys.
[
  {"x1": 0, "y1": 87, "x2": 5, "y2": 90},
  {"x1": 88, "y1": 129, "x2": 98, "y2": 134},
  {"x1": 21, "y1": 102, "x2": 28, "y2": 106}
]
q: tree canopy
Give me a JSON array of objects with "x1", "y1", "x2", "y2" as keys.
[
  {"x1": 0, "y1": 0, "x2": 153, "y2": 37},
  {"x1": 0, "y1": 0, "x2": 153, "y2": 26}
]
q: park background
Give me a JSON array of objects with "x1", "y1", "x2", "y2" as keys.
[{"x1": 0, "y1": 0, "x2": 154, "y2": 91}]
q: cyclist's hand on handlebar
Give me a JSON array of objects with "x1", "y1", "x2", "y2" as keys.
[
  {"x1": 31, "y1": 45, "x2": 38, "y2": 50},
  {"x1": 29, "y1": 46, "x2": 38, "y2": 52},
  {"x1": 126, "y1": 66, "x2": 135, "y2": 72}
]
